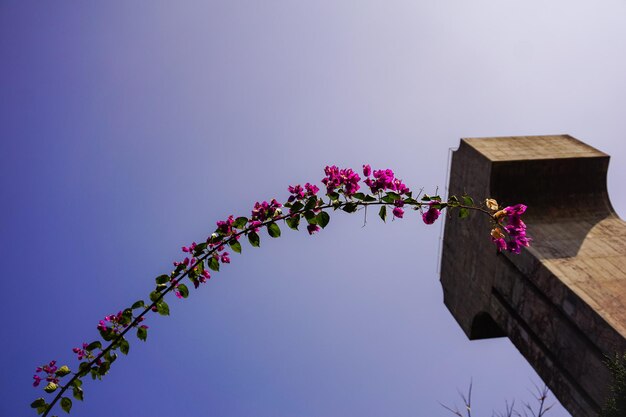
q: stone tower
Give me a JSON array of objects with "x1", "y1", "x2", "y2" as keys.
[{"x1": 440, "y1": 135, "x2": 626, "y2": 417}]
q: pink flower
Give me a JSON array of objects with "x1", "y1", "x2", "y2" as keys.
[
  {"x1": 492, "y1": 237, "x2": 507, "y2": 251},
  {"x1": 422, "y1": 203, "x2": 441, "y2": 225},
  {"x1": 392, "y1": 207, "x2": 404, "y2": 218},
  {"x1": 321, "y1": 166, "x2": 361, "y2": 196},
  {"x1": 182, "y1": 242, "x2": 197, "y2": 253},
  {"x1": 249, "y1": 220, "x2": 262, "y2": 233},
  {"x1": 504, "y1": 204, "x2": 527, "y2": 216},
  {"x1": 288, "y1": 184, "x2": 306, "y2": 201},
  {"x1": 33, "y1": 360, "x2": 60, "y2": 388},
  {"x1": 490, "y1": 204, "x2": 531, "y2": 253},
  {"x1": 251, "y1": 200, "x2": 282, "y2": 221},
  {"x1": 304, "y1": 183, "x2": 319, "y2": 196},
  {"x1": 216, "y1": 216, "x2": 235, "y2": 235},
  {"x1": 72, "y1": 343, "x2": 90, "y2": 360},
  {"x1": 307, "y1": 224, "x2": 320, "y2": 235},
  {"x1": 363, "y1": 164, "x2": 371, "y2": 177},
  {"x1": 365, "y1": 169, "x2": 396, "y2": 193},
  {"x1": 220, "y1": 252, "x2": 231, "y2": 264}
]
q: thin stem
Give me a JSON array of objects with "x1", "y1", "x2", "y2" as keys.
[{"x1": 41, "y1": 197, "x2": 490, "y2": 416}]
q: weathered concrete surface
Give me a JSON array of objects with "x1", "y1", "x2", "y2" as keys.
[{"x1": 440, "y1": 135, "x2": 626, "y2": 417}]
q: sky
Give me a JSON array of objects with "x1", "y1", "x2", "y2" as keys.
[{"x1": 2, "y1": 1, "x2": 626, "y2": 416}]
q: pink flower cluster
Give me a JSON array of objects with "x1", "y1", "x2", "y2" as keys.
[
  {"x1": 251, "y1": 199, "x2": 282, "y2": 222},
  {"x1": 393, "y1": 200, "x2": 405, "y2": 218},
  {"x1": 287, "y1": 182, "x2": 324, "y2": 234},
  {"x1": 422, "y1": 201, "x2": 441, "y2": 225},
  {"x1": 72, "y1": 343, "x2": 90, "y2": 360},
  {"x1": 288, "y1": 183, "x2": 319, "y2": 202},
  {"x1": 72, "y1": 343, "x2": 104, "y2": 366},
  {"x1": 492, "y1": 204, "x2": 531, "y2": 254},
  {"x1": 179, "y1": 242, "x2": 212, "y2": 288},
  {"x1": 362, "y1": 165, "x2": 410, "y2": 195},
  {"x1": 216, "y1": 216, "x2": 235, "y2": 235},
  {"x1": 32, "y1": 360, "x2": 58, "y2": 387},
  {"x1": 97, "y1": 311, "x2": 129, "y2": 334},
  {"x1": 322, "y1": 166, "x2": 361, "y2": 196}
]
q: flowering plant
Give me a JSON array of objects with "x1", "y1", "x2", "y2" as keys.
[{"x1": 30, "y1": 165, "x2": 529, "y2": 416}]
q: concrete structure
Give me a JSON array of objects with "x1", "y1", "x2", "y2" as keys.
[{"x1": 440, "y1": 135, "x2": 626, "y2": 417}]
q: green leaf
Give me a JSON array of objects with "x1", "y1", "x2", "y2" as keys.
[
  {"x1": 99, "y1": 328, "x2": 114, "y2": 341},
  {"x1": 156, "y1": 300, "x2": 170, "y2": 316},
  {"x1": 208, "y1": 256, "x2": 220, "y2": 271},
  {"x1": 78, "y1": 362, "x2": 91, "y2": 377},
  {"x1": 462, "y1": 195, "x2": 474, "y2": 206},
  {"x1": 248, "y1": 231, "x2": 260, "y2": 247},
  {"x1": 71, "y1": 379, "x2": 82, "y2": 388},
  {"x1": 421, "y1": 194, "x2": 431, "y2": 201},
  {"x1": 177, "y1": 283, "x2": 189, "y2": 298},
  {"x1": 233, "y1": 216, "x2": 248, "y2": 229},
  {"x1": 44, "y1": 382, "x2": 58, "y2": 393},
  {"x1": 290, "y1": 201, "x2": 304, "y2": 212},
  {"x1": 119, "y1": 338, "x2": 130, "y2": 355},
  {"x1": 229, "y1": 240, "x2": 242, "y2": 254},
  {"x1": 149, "y1": 291, "x2": 160, "y2": 302},
  {"x1": 316, "y1": 211, "x2": 330, "y2": 228},
  {"x1": 304, "y1": 196, "x2": 318, "y2": 210},
  {"x1": 137, "y1": 326, "x2": 148, "y2": 341},
  {"x1": 327, "y1": 191, "x2": 340, "y2": 201},
  {"x1": 72, "y1": 386, "x2": 84, "y2": 402},
  {"x1": 378, "y1": 206, "x2": 387, "y2": 222},
  {"x1": 285, "y1": 215, "x2": 300, "y2": 230},
  {"x1": 363, "y1": 194, "x2": 377, "y2": 202},
  {"x1": 459, "y1": 208, "x2": 469, "y2": 219},
  {"x1": 342, "y1": 203, "x2": 358, "y2": 213},
  {"x1": 155, "y1": 274, "x2": 169, "y2": 285},
  {"x1": 36, "y1": 405, "x2": 48, "y2": 415},
  {"x1": 352, "y1": 192, "x2": 365, "y2": 200},
  {"x1": 304, "y1": 211, "x2": 317, "y2": 224},
  {"x1": 105, "y1": 351, "x2": 117, "y2": 363},
  {"x1": 208, "y1": 233, "x2": 221, "y2": 244},
  {"x1": 61, "y1": 397, "x2": 72, "y2": 413},
  {"x1": 131, "y1": 300, "x2": 145, "y2": 310},
  {"x1": 173, "y1": 263, "x2": 186, "y2": 274},
  {"x1": 31, "y1": 398, "x2": 46, "y2": 409},
  {"x1": 382, "y1": 192, "x2": 400, "y2": 204},
  {"x1": 122, "y1": 308, "x2": 133, "y2": 320},
  {"x1": 193, "y1": 242, "x2": 208, "y2": 255},
  {"x1": 98, "y1": 360, "x2": 111, "y2": 376},
  {"x1": 55, "y1": 365, "x2": 71, "y2": 377},
  {"x1": 267, "y1": 222, "x2": 281, "y2": 238}
]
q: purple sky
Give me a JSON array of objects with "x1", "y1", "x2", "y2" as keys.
[{"x1": 2, "y1": 2, "x2": 625, "y2": 416}]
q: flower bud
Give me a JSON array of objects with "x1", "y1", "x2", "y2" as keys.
[
  {"x1": 44, "y1": 382, "x2": 58, "y2": 393},
  {"x1": 490, "y1": 227, "x2": 505, "y2": 240},
  {"x1": 485, "y1": 198, "x2": 499, "y2": 211},
  {"x1": 493, "y1": 209, "x2": 507, "y2": 220}
]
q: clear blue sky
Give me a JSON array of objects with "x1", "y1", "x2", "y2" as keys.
[{"x1": 2, "y1": 1, "x2": 625, "y2": 416}]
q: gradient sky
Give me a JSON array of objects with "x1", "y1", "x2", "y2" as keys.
[{"x1": 2, "y1": 1, "x2": 626, "y2": 416}]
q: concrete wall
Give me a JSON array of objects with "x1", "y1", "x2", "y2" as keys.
[{"x1": 440, "y1": 135, "x2": 626, "y2": 417}]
